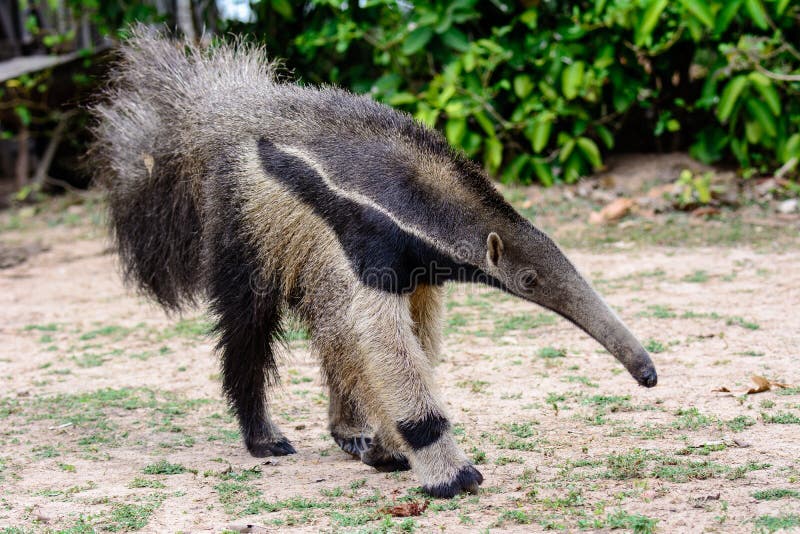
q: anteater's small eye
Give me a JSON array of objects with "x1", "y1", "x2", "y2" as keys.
[{"x1": 521, "y1": 271, "x2": 538, "y2": 290}]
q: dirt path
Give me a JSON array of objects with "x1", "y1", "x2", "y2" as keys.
[{"x1": 1, "y1": 199, "x2": 799, "y2": 533}]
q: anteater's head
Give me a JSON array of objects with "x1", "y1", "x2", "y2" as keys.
[{"x1": 481, "y1": 224, "x2": 657, "y2": 388}]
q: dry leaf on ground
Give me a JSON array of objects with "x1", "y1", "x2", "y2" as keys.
[
  {"x1": 379, "y1": 500, "x2": 429, "y2": 517},
  {"x1": 745, "y1": 375, "x2": 791, "y2": 394},
  {"x1": 589, "y1": 197, "x2": 635, "y2": 224}
]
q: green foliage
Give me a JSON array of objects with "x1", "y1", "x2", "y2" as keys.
[
  {"x1": 7, "y1": 0, "x2": 799, "y2": 186},
  {"x1": 224, "y1": 0, "x2": 800, "y2": 183}
]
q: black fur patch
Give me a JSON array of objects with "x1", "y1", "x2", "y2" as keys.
[
  {"x1": 106, "y1": 159, "x2": 201, "y2": 310},
  {"x1": 397, "y1": 413, "x2": 450, "y2": 450},
  {"x1": 257, "y1": 138, "x2": 506, "y2": 294},
  {"x1": 204, "y1": 165, "x2": 290, "y2": 455},
  {"x1": 422, "y1": 464, "x2": 484, "y2": 498}
]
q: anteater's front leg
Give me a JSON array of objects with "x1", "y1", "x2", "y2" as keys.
[{"x1": 352, "y1": 289, "x2": 483, "y2": 498}]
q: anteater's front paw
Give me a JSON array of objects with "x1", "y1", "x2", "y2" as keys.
[
  {"x1": 360, "y1": 438, "x2": 411, "y2": 472},
  {"x1": 246, "y1": 436, "x2": 296, "y2": 457},
  {"x1": 422, "y1": 464, "x2": 483, "y2": 498}
]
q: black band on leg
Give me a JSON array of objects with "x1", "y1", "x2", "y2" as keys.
[{"x1": 397, "y1": 413, "x2": 450, "y2": 450}]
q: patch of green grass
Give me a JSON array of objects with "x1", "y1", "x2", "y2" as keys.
[
  {"x1": 644, "y1": 339, "x2": 666, "y2": 353},
  {"x1": 446, "y1": 313, "x2": 468, "y2": 333},
  {"x1": 494, "y1": 313, "x2": 557, "y2": 336},
  {"x1": 456, "y1": 380, "x2": 490, "y2": 394},
  {"x1": 636, "y1": 305, "x2": 676, "y2": 319},
  {"x1": 562, "y1": 375, "x2": 599, "y2": 388},
  {"x1": 160, "y1": 317, "x2": 213, "y2": 340},
  {"x1": 753, "y1": 514, "x2": 800, "y2": 533},
  {"x1": 102, "y1": 495, "x2": 164, "y2": 532},
  {"x1": 495, "y1": 455, "x2": 524, "y2": 466},
  {"x1": 673, "y1": 407, "x2": 714, "y2": 430},
  {"x1": 652, "y1": 458, "x2": 728, "y2": 482},
  {"x1": 753, "y1": 488, "x2": 800, "y2": 501},
  {"x1": 503, "y1": 421, "x2": 539, "y2": 438},
  {"x1": 494, "y1": 509, "x2": 533, "y2": 526},
  {"x1": 604, "y1": 449, "x2": 651, "y2": 479},
  {"x1": 726, "y1": 461, "x2": 771, "y2": 480},
  {"x1": 776, "y1": 387, "x2": 800, "y2": 396},
  {"x1": 682, "y1": 270, "x2": 709, "y2": 283},
  {"x1": 602, "y1": 510, "x2": 658, "y2": 533},
  {"x1": 24, "y1": 323, "x2": 59, "y2": 332},
  {"x1": 71, "y1": 352, "x2": 108, "y2": 368},
  {"x1": 142, "y1": 459, "x2": 187, "y2": 475},
  {"x1": 762, "y1": 411, "x2": 800, "y2": 424},
  {"x1": 129, "y1": 477, "x2": 166, "y2": 489},
  {"x1": 582, "y1": 395, "x2": 631, "y2": 411},
  {"x1": 538, "y1": 346, "x2": 567, "y2": 359},
  {"x1": 725, "y1": 316, "x2": 760, "y2": 330},
  {"x1": 79, "y1": 325, "x2": 131, "y2": 341}
]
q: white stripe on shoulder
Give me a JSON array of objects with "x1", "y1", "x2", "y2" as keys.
[{"x1": 274, "y1": 143, "x2": 456, "y2": 258}]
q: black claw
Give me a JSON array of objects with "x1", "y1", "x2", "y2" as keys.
[
  {"x1": 333, "y1": 434, "x2": 372, "y2": 457},
  {"x1": 422, "y1": 464, "x2": 484, "y2": 499},
  {"x1": 247, "y1": 436, "x2": 296, "y2": 457}
]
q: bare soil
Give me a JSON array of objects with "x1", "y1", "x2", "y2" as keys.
[{"x1": 1, "y1": 158, "x2": 799, "y2": 533}]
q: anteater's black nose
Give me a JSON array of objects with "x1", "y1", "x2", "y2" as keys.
[{"x1": 637, "y1": 368, "x2": 658, "y2": 388}]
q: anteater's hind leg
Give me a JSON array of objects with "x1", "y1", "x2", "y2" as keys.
[
  {"x1": 207, "y1": 198, "x2": 294, "y2": 457},
  {"x1": 328, "y1": 385, "x2": 411, "y2": 472}
]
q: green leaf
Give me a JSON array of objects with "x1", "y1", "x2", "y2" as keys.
[
  {"x1": 714, "y1": 0, "x2": 742, "y2": 34},
  {"x1": 716, "y1": 75, "x2": 748, "y2": 123},
  {"x1": 532, "y1": 160, "x2": 555, "y2": 186},
  {"x1": 776, "y1": 0, "x2": 790, "y2": 16},
  {"x1": 561, "y1": 61, "x2": 585, "y2": 101},
  {"x1": 744, "y1": 0, "x2": 769, "y2": 29},
  {"x1": 577, "y1": 137, "x2": 603, "y2": 170},
  {"x1": 484, "y1": 137, "x2": 503, "y2": 173},
  {"x1": 636, "y1": 0, "x2": 669, "y2": 46},
  {"x1": 745, "y1": 120, "x2": 763, "y2": 144},
  {"x1": 559, "y1": 138, "x2": 576, "y2": 162},
  {"x1": 530, "y1": 112, "x2": 555, "y2": 153},
  {"x1": 748, "y1": 74, "x2": 781, "y2": 116},
  {"x1": 14, "y1": 105, "x2": 31, "y2": 126},
  {"x1": 445, "y1": 118, "x2": 467, "y2": 145},
  {"x1": 271, "y1": 0, "x2": 293, "y2": 19},
  {"x1": 596, "y1": 125, "x2": 615, "y2": 149},
  {"x1": 513, "y1": 74, "x2": 534, "y2": 99},
  {"x1": 745, "y1": 98, "x2": 777, "y2": 138},
  {"x1": 563, "y1": 153, "x2": 584, "y2": 183},
  {"x1": 473, "y1": 111, "x2": 496, "y2": 138},
  {"x1": 501, "y1": 154, "x2": 530, "y2": 184},
  {"x1": 782, "y1": 134, "x2": 800, "y2": 162},
  {"x1": 402, "y1": 27, "x2": 434, "y2": 56},
  {"x1": 679, "y1": 0, "x2": 714, "y2": 28},
  {"x1": 441, "y1": 28, "x2": 470, "y2": 52}
]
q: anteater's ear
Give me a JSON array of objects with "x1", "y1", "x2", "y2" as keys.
[{"x1": 486, "y1": 232, "x2": 504, "y2": 267}]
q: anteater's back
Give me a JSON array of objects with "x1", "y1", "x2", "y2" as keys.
[{"x1": 90, "y1": 27, "x2": 430, "y2": 310}]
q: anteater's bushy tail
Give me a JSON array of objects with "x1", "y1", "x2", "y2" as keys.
[{"x1": 89, "y1": 26, "x2": 276, "y2": 310}]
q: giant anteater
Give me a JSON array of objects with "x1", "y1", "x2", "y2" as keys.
[{"x1": 91, "y1": 27, "x2": 657, "y2": 498}]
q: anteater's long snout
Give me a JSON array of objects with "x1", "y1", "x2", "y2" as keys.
[
  {"x1": 534, "y1": 264, "x2": 659, "y2": 388},
  {"x1": 625, "y1": 347, "x2": 658, "y2": 388}
]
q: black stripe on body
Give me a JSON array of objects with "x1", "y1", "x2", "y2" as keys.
[
  {"x1": 397, "y1": 413, "x2": 450, "y2": 450},
  {"x1": 257, "y1": 138, "x2": 504, "y2": 294}
]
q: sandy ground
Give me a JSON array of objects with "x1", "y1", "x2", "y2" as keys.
[{"x1": 1, "y1": 187, "x2": 799, "y2": 533}]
